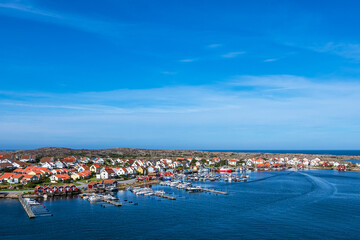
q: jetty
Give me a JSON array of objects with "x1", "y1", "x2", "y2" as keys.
[
  {"x1": 18, "y1": 196, "x2": 36, "y2": 218},
  {"x1": 154, "y1": 193, "x2": 176, "y2": 200},
  {"x1": 201, "y1": 188, "x2": 229, "y2": 195},
  {"x1": 103, "y1": 199, "x2": 122, "y2": 206}
]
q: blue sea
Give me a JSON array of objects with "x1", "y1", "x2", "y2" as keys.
[
  {"x1": 205, "y1": 150, "x2": 360, "y2": 156},
  {"x1": 1, "y1": 170, "x2": 360, "y2": 240}
]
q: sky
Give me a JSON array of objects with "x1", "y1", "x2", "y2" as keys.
[{"x1": 1, "y1": 0, "x2": 360, "y2": 150}]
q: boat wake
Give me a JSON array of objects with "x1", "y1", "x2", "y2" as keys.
[{"x1": 296, "y1": 171, "x2": 337, "y2": 203}]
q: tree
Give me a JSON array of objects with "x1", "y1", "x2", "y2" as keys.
[{"x1": 35, "y1": 156, "x2": 42, "y2": 163}]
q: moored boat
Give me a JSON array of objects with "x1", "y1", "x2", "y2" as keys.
[{"x1": 217, "y1": 167, "x2": 233, "y2": 173}]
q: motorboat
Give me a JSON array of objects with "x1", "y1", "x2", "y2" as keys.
[{"x1": 217, "y1": 167, "x2": 233, "y2": 173}]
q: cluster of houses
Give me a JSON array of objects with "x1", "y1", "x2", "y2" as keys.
[
  {"x1": 34, "y1": 184, "x2": 79, "y2": 195},
  {"x1": 245, "y1": 157, "x2": 352, "y2": 169},
  {"x1": 0, "y1": 153, "x2": 357, "y2": 185}
]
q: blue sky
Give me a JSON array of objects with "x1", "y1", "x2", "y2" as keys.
[{"x1": 1, "y1": 0, "x2": 360, "y2": 150}]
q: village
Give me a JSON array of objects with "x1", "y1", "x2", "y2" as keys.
[{"x1": 0, "y1": 153, "x2": 357, "y2": 191}]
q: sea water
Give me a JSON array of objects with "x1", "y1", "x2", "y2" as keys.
[{"x1": 1, "y1": 170, "x2": 359, "y2": 240}]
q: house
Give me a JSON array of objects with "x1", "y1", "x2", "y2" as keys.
[
  {"x1": 55, "y1": 161, "x2": 66, "y2": 169},
  {"x1": 228, "y1": 159, "x2": 238, "y2": 166},
  {"x1": 2, "y1": 154, "x2": 16, "y2": 160},
  {"x1": 0, "y1": 173, "x2": 15, "y2": 182},
  {"x1": 108, "y1": 159, "x2": 116, "y2": 165},
  {"x1": 103, "y1": 179, "x2": 118, "y2": 187},
  {"x1": 22, "y1": 174, "x2": 39, "y2": 183},
  {"x1": 9, "y1": 174, "x2": 24, "y2": 183},
  {"x1": 41, "y1": 161, "x2": 55, "y2": 169},
  {"x1": 20, "y1": 155, "x2": 35, "y2": 162},
  {"x1": 0, "y1": 162, "x2": 15, "y2": 170},
  {"x1": 88, "y1": 181, "x2": 101, "y2": 189},
  {"x1": 40, "y1": 157, "x2": 54, "y2": 163},
  {"x1": 50, "y1": 174, "x2": 70, "y2": 183},
  {"x1": 116, "y1": 167, "x2": 128, "y2": 176},
  {"x1": 100, "y1": 168, "x2": 116, "y2": 179},
  {"x1": 70, "y1": 173, "x2": 81, "y2": 181},
  {"x1": 137, "y1": 166, "x2": 146, "y2": 175},
  {"x1": 79, "y1": 157, "x2": 90, "y2": 163},
  {"x1": 62, "y1": 156, "x2": 77, "y2": 166},
  {"x1": 11, "y1": 161, "x2": 27, "y2": 168},
  {"x1": 78, "y1": 165, "x2": 90, "y2": 172},
  {"x1": 93, "y1": 158, "x2": 105, "y2": 164},
  {"x1": 147, "y1": 166, "x2": 156, "y2": 173},
  {"x1": 126, "y1": 167, "x2": 135, "y2": 175},
  {"x1": 51, "y1": 169, "x2": 69, "y2": 175},
  {"x1": 90, "y1": 164, "x2": 101, "y2": 173},
  {"x1": 72, "y1": 170, "x2": 92, "y2": 180}
]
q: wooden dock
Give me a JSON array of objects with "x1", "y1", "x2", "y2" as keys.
[
  {"x1": 201, "y1": 188, "x2": 229, "y2": 195},
  {"x1": 18, "y1": 196, "x2": 36, "y2": 218},
  {"x1": 103, "y1": 199, "x2": 122, "y2": 206},
  {"x1": 154, "y1": 193, "x2": 176, "y2": 200}
]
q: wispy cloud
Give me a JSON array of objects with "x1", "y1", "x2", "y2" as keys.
[
  {"x1": 295, "y1": 42, "x2": 360, "y2": 61},
  {"x1": 161, "y1": 71, "x2": 177, "y2": 75},
  {"x1": 221, "y1": 51, "x2": 245, "y2": 58},
  {"x1": 264, "y1": 58, "x2": 278, "y2": 62},
  {"x1": 0, "y1": 1, "x2": 128, "y2": 38},
  {"x1": 179, "y1": 58, "x2": 196, "y2": 63},
  {"x1": 207, "y1": 43, "x2": 222, "y2": 48}
]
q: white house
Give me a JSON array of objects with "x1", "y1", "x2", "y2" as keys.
[
  {"x1": 41, "y1": 161, "x2": 55, "y2": 169},
  {"x1": 55, "y1": 161, "x2": 66, "y2": 169},
  {"x1": 93, "y1": 158, "x2": 105, "y2": 164},
  {"x1": 116, "y1": 167, "x2": 128, "y2": 176},
  {"x1": 100, "y1": 168, "x2": 116, "y2": 179}
]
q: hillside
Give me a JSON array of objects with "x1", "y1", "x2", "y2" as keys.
[{"x1": 0, "y1": 147, "x2": 359, "y2": 162}]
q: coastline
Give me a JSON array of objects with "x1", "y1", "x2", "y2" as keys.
[{"x1": 1, "y1": 147, "x2": 360, "y2": 162}]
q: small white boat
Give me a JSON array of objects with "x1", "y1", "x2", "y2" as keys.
[{"x1": 89, "y1": 196, "x2": 101, "y2": 202}]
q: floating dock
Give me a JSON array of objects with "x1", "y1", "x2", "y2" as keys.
[
  {"x1": 18, "y1": 196, "x2": 36, "y2": 218},
  {"x1": 201, "y1": 188, "x2": 229, "y2": 195},
  {"x1": 154, "y1": 193, "x2": 176, "y2": 200},
  {"x1": 103, "y1": 199, "x2": 122, "y2": 206}
]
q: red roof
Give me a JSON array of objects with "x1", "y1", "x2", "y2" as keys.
[{"x1": 0, "y1": 173, "x2": 15, "y2": 179}]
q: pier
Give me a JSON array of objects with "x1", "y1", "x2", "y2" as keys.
[
  {"x1": 18, "y1": 196, "x2": 36, "y2": 218},
  {"x1": 103, "y1": 199, "x2": 122, "y2": 206},
  {"x1": 201, "y1": 188, "x2": 229, "y2": 195},
  {"x1": 154, "y1": 193, "x2": 176, "y2": 200}
]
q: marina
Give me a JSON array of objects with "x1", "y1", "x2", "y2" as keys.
[
  {"x1": 1, "y1": 170, "x2": 359, "y2": 240},
  {"x1": 18, "y1": 196, "x2": 52, "y2": 218},
  {"x1": 18, "y1": 196, "x2": 35, "y2": 218}
]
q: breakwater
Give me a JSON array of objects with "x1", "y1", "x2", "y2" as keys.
[{"x1": 18, "y1": 195, "x2": 35, "y2": 218}]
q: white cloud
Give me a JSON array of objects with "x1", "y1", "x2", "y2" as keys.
[
  {"x1": 207, "y1": 43, "x2": 222, "y2": 48},
  {"x1": 307, "y1": 42, "x2": 360, "y2": 61},
  {"x1": 1, "y1": 75, "x2": 360, "y2": 149},
  {"x1": 264, "y1": 58, "x2": 278, "y2": 62},
  {"x1": 0, "y1": 1, "x2": 127, "y2": 38},
  {"x1": 179, "y1": 59, "x2": 196, "y2": 63},
  {"x1": 221, "y1": 51, "x2": 245, "y2": 58},
  {"x1": 162, "y1": 71, "x2": 177, "y2": 75}
]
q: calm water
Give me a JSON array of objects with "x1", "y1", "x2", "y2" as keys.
[
  {"x1": 205, "y1": 150, "x2": 360, "y2": 156},
  {"x1": 1, "y1": 170, "x2": 360, "y2": 240}
]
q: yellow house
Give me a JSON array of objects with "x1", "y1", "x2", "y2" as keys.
[
  {"x1": 71, "y1": 173, "x2": 81, "y2": 181},
  {"x1": 137, "y1": 166, "x2": 146, "y2": 175}
]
